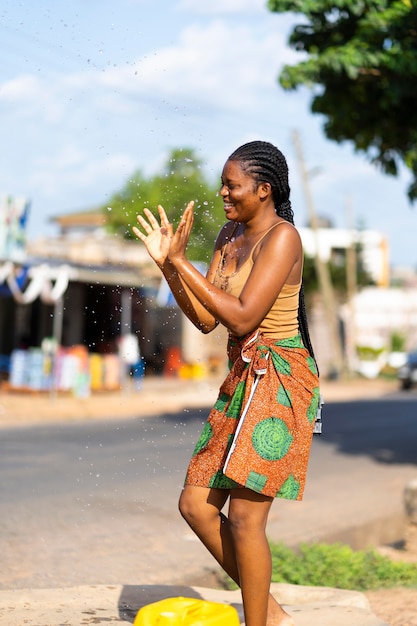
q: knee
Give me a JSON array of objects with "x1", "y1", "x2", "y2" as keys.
[
  {"x1": 178, "y1": 487, "x2": 222, "y2": 530},
  {"x1": 178, "y1": 488, "x2": 201, "y2": 526},
  {"x1": 178, "y1": 488, "x2": 191, "y2": 521}
]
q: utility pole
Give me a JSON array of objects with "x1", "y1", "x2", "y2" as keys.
[
  {"x1": 292, "y1": 129, "x2": 345, "y2": 377},
  {"x1": 345, "y1": 194, "x2": 357, "y2": 376},
  {"x1": 50, "y1": 296, "x2": 64, "y2": 398}
]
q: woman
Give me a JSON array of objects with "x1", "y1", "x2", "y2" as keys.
[{"x1": 133, "y1": 140, "x2": 320, "y2": 626}]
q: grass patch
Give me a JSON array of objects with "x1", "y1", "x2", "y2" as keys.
[{"x1": 224, "y1": 542, "x2": 417, "y2": 591}]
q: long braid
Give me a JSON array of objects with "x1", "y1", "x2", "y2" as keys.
[{"x1": 228, "y1": 141, "x2": 318, "y2": 372}]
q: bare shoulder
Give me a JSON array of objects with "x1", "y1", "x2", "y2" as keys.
[
  {"x1": 253, "y1": 221, "x2": 301, "y2": 266},
  {"x1": 265, "y1": 220, "x2": 301, "y2": 247},
  {"x1": 214, "y1": 221, "x2": 238, "y2": 250}
]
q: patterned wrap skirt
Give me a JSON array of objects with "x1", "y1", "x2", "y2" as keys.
[{"x1": 184, "y1": 331, "x2": 320, "y2": 500}]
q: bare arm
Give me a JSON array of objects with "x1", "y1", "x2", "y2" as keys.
[
  {"x1": 159, "y1": 258, "x2": 219, "y2": 333},
  {"x1": 168, "y1": 204, "x2": 302, "y2": 337},
  {"x1": 132, "y1": 203, "x2": 219, "y2": 333}
]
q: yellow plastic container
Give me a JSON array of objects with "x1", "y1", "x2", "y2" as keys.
[{"x1": 133, "y1": 596, "x2": 240, "y2": 626}]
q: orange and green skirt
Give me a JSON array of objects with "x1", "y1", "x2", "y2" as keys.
[{"x1": 184, "y1": 331, "x2": 320, "y2": 500}]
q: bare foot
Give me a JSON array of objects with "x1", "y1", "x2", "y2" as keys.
[
  {"x1": 267, "y1": 595, "x2": 295, "y2": 626},
  {"x1": 275, "y1": 615, "x2": 294, "y2": 626}
]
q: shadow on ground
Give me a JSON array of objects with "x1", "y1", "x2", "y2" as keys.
[
  {"x1": 118, "y1": 585, "x2": 243, "y2": 623},
  {"x1": 318, "y1": 398, "x2": 417, "y2": 466}
]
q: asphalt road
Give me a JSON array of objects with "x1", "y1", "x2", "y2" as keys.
[{"x1": 1, "y1": 394, "x2": 417, "y2": 590}]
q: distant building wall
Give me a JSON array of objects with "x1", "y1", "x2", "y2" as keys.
[
  {"x1": 299, "y1": 227, "x2": 390, "y2": 287},
  {"x1": 342, "y1": 287, "x2": 417, "y2": 352},
  {"x1": 182, "y1": 316, "x2": 228, "y2": 375}
]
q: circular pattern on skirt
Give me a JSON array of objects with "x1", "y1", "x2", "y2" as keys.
[{"x1": 252, "y1": 417, "x2": 293, "y2": 461}]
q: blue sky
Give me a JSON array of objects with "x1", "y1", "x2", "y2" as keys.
[{"x1": 1, "y1": 0, "x2": 416, "y2": 268}]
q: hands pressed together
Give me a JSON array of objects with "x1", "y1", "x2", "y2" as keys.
[{"x1": 132, "y1": 201, "x2": 194, "y2": 268}]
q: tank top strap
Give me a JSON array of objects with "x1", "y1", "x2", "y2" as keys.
[{"x1": 249, "y1": 220, "x2": 288, "y2": 261}]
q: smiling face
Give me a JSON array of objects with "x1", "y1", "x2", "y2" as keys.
[{"x1": 220, "y1": 160, "x2": 267, "y2": 223}]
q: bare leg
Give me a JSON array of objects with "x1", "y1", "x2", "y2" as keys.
[
  {"x1": 178, "y1": 485, "x2": 293, "y2": 626},
  {"x1": 228, "y1": 489, "x2": 293, "y2": 626},
  {"x1": 179, "y1": 486, "x2": 237, "y2": 581}
]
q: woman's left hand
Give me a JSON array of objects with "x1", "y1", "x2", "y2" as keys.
[
  {"x1": 168, "y1": 201, "x2": 194, "y2": 264},
  {"x1": 132, "y1": 205, "x2": 173, "y2": 267}
]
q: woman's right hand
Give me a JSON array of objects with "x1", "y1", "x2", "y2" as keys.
[
  {"x1": 167, "y1": 201, "x2": 194, "y2": 265},
  {"x1": 132, "y1": 205, "x2": 173, "y2": 267}
]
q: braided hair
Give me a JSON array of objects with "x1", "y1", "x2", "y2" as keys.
[{"x1": 228, "y1": 140, "x2": 318, "y2": 370}]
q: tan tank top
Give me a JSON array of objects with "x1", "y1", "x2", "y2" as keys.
[{"x1": 213, "y1": 223, "x2": 301, "y2": 339}]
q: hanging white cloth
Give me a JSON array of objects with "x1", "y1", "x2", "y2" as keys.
[
  {"x1": 0, "y1": 261, "x2": 71, "y2": 304},
  {"x1": 6, "y1": 265, "x2": 47, "y2": 304},
  {"x1": 40, "y1": 265, "x2": 71, "y2": 305}
]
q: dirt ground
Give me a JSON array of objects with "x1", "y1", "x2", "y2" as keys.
[
  {"x1": 365, "y1": 588, "x2": 417, "y2": 626},
  {"x1": 364, "y1": 544, "x2": 417, "y2": 626}
]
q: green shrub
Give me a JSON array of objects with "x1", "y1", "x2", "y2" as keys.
[
  {"x1": 390, "y1": 331, "x2": 406, "y2": 353},
  {"x1": 269, "y1": 542, "x2": 417, "y2": 591},
  {"x1": 222, "y1": 542, "x2": 417, "y2": 591}
]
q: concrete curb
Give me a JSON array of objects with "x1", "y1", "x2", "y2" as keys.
[{"x1": 0, "y1": 583, "x2": 389, "y2": 625}]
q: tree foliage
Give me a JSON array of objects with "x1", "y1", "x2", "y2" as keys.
[
  {"x1": 268, "y1": 0, "x2": 417, "y2": 200},
  {"x1": 302, "y1": 246, "x2": 375, "y2": 303},
  {"x1": 103, "y1": 148, "x2": 224, "y2": 262}
]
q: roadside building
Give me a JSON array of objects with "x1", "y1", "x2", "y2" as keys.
[
  {"x1": 0, "y1": 207, "x2": 226, "y2": 392},
  {"x1": 299, "y1": 226, "x2": 390, "y2": 287}
]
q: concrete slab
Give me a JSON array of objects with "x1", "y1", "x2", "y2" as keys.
[{"x1": 0, "y1": 583, "x2": 390, "y2": 626}]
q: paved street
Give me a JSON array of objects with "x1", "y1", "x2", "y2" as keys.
[{"x1": 1, "y1": 386, "x2": 416, "y2": 592}]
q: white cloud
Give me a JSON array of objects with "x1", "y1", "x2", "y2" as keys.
[
  {"x1": 0, "y1": 75, "x2": 39, "y2": 101},
  {"x1": 178, "y1": 0, "x2": 267, "y2": 14},
  {"x1": 98, "y1": 20, "x2": 295, "y2": 113},
  {"x1": 0, "y1": 74, "x2": 72, "y2": 124},
  {"x1": 29, "y1": 146, "x2": 137, "y2": 198},
  {"x1": 0, "y1": 19, "x2": 297, "y2": 124}
]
